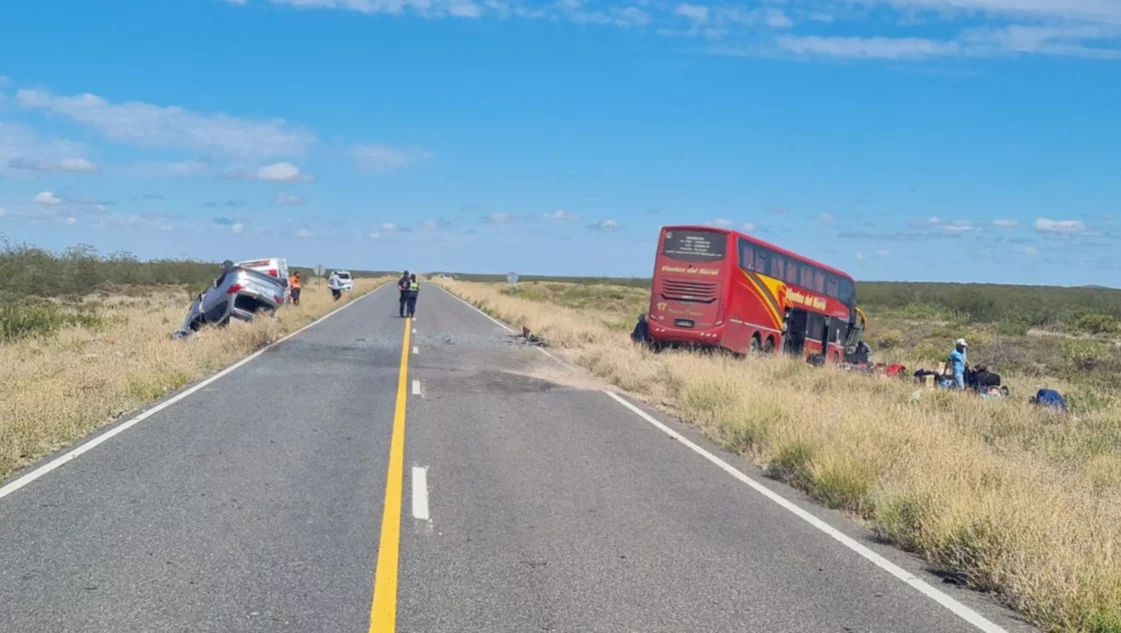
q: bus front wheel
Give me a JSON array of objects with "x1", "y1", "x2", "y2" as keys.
[{"x1": 749, "y1": 336, "x2": 762, "y2": 355}]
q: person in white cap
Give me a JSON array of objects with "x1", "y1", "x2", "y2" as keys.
[{"x1": 949, "y1": 338, "x2": 969, "y2": 390}]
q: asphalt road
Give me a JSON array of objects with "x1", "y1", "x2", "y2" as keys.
[{"x1": 0, "y1": 283, "x2": 1035, "y2": 633}]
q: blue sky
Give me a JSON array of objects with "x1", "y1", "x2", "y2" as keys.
[{"x1": 1, "y1": 0, "x2": 1119, "y2": 285}]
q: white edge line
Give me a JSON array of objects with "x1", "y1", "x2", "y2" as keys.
[
  {"x1": 436, "y1": 285, "x2": 573, "y2": 367},
  {"x1": 602, "y1": 390, "x2": 1009, "y2": 633},
  {"x1": 413, "y1": 346, "x2": 419, "y2": 355},
  {"x1": 411, "y1": 466, "x2": 430, "y2": 521},
  {"x1": 412, "y1": 380, "x2": 421, "y2": 395},
  {"x1": 0, "y1": 283, "x2": 389, "y2": 502}
]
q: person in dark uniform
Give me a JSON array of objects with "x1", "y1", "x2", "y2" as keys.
[
  {"x1": 406, "y1": 274, "x2": 420, "y2": 318},
  {"x1": 397, "y1": 270, "x2": 410, "y2": 317},
  {"x1": 631, "y1": 313, "x2": 650, "y2": 344}
]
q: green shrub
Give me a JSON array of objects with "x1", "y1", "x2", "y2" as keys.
[
  {"x1": 0, "y1": 295, "x2": 102, "y2": 342},
  {"x1": 1062, "y1": 340, "x2": 1110, "y2": 372},
  {"x1": 877, "y1": 330, "x2": 904, "y2": 349},
  {"x1": 1073, "y1": 313, "x2": 1120, "y2": 335},
  {"x1": 994, "y1": 319, "x2": 1030, "y2": 336},
  {"x1": 1067, "y1": 389, "x2": 1117, "y2": 414}
]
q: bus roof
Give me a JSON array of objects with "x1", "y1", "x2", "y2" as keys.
[{"x1": 661, "y1": 225, "x2": 854, "y2": 282}]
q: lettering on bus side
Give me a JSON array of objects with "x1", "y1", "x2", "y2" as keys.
[
  {"x1": 659, "y1": 304, "x2": 705, "y2": 318},
  {"x1": 786, "y1": 289, "x2": 828, "y2": 311},
  {"x1": 660, "y1": 265, "x2": 720, "y2": 276}
]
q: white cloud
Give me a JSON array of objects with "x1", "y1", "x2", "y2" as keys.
[
  {"x1": 483, "y1": 212, "x2": 513, "y2": 224},
  {"x1": 269, "y1": 0, "x2": 485, "y2": 19},
  {"x1": 941, "y1": 220, "x2": 976, "y2": 233},
  {"x1": 855, "y1": 251, "x2": 867, "y2": 260},
  {"x1": 1034, "y1": 217, "x2": 1087, "y2": 234},
  {"x1": 168, "y1": 159, "x2": 208, "y2": 175},
  {"x1": 816, "y1": 212, "x2": 836, "y2": 222},
  {"x1": 0, "y1": 208, "x2": 7, "y2": 217},
  {"x1": 381, "y1": 222, "x2": 401, "y2": 232},
  {"x1": 1017, "y1": 245, "x2": 1038, "y2": 256},
  {"x1": 854, "y1": 0, "x2": 1121, "y2": 24},
  {"x1": 7, "y1": 156, "x2": 98, "y2": 173},
  {"x1": 369, "y1": 231, "x2": 382, "y2": 240},
  {"x1": 17, "y1": 89, "x2": 314, "y2": 158},
  {"x1": 876, "y1": 249, "x2": 890, "y2": 257},
  {"x1": 675, "y1": 3, "x2": 709, "y2": 25},
  {"x1": 351, "y1": 143, "x2": 434, "y2": 171},
  {"x1": 230, "y1": 162, "x2": 312, "y2": 182},
  {"x1": 60, "y1": 158, "x2": 98, "y2": 172},
  {"x1": 224, "y1": 0, "x2": 248, "y2": 4},
  {"x1": 762, "y1": 9, "x2": 793, "y2": 28},
  {"x1": 64, "y1": 217, "x2": 77, "y2": 225},
  {"x1": 231, "y1": 222, "x2": 245, "y2": 234},
  {"x1": 961, "y1": 23, "x2": 1121, "y2": 59},
  {"x1": 295, "y1": 228, "x2": 313, "y2": 238},
  {"x1": 769, "y1": 21, "x2": 1121, "y2": 61},
  {"x1": 588, "y1": 219, "x2": 621, "y2": 231},
  {"x1": 742, "y1": 221, "x2": 757, "y2": 232},
  {"x1": 777, "y1": 35, "x2": 962, "y2": 59},
  {"x1": 0, "y1": 76, "x2": 10, "y2": 86},
  {"x1": 711, "y1": 218, "x2": 733, "y2": 227},
  {"x1": 992, "y1": 218, "x2": 1019, "y2": 227},
  {"x1": 33, "y1": 191, "x2": 62, "y2": 205},
  {"x1": 543, "y1": 209, "x2": 580, "y2": 220},
  {"x1": 0, "y1": 122, "x2": 92, "y2": 175},
  {"x1": 273, "y1": 193, "x2": 306, "y2": 205}
]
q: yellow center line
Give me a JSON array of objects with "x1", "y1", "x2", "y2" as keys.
[{"x1": 369, "y1": 317, "x2": 412, "y2": 633}]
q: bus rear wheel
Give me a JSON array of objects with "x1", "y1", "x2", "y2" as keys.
[{"x1": 762, "y1": 337, "x2": 775, "y2": 355}]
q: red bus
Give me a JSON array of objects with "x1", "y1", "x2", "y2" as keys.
[{"x1": 647, "y1": 225, "x2": 865, "y2": 363}]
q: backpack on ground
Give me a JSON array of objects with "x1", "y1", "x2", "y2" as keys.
[{"x1": 1034, "y1": 388, "x2": 1067, "y2": 412}]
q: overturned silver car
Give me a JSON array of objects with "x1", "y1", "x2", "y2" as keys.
[{"x1": 173, "y1": 260, "x2": 287, "y2": 338}]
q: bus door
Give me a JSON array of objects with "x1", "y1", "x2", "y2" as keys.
[{"x1": 783, "y1": 309, "x2": 809, "y2": 356}]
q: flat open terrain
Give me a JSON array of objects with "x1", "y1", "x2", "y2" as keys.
[{"x1": 0, "y1": 283, "x2": 1033, "y2": 633}]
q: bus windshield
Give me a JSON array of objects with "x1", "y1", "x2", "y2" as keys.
[{"x1": 661, "y1": 229, "x2": 727, "y2": 263}]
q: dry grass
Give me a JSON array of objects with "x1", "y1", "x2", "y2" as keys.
[
  {"x1": 0, "y1": 279, "x2": 386, "y2": 482},
  {"x1": 437, "y1": 278, "x2": 1121, "y2": 633}
]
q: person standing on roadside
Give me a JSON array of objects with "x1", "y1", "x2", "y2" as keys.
[
  {"x1": 406, "y1": 274, "x2": 420, "y2": 318},
  {"x1": 397, "y1": 270, "x2": 411, "y2": 318},
  {"x1": 288, "y1": 271, "x2": 302, "y2": 306},
  {"x1": 949, "y1": 338, "x2": 969, "y2": 390},
  {"x1": 328, "y1": 270, "x2": 342, "y2": 302}
]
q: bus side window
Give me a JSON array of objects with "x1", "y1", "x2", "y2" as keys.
[
  {"x1": 813, "y1": 270, "x2": 825, "y2": 294},
  {"x1": 754, "y1": 249, "x2": 768, "y2": 273},
  {"x1": 826, "y1": 275, "x2": 839, "y2": 298},
  {"x1": 769, "y1": 254, "x2": 784, "y2": 280},
  {"x1": 739, "y1": 240, "x2": 755, "y2": 271},
  {"x1": 801, "y1": 264, "x2": 814, "y2": 289},
  {"x1": 839, "y1": 278, "x2": 855, "y2": 304},
  {"x1": 786, "y1": 260, "x2": 799, "y2": 285}
]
